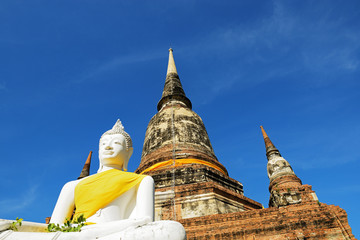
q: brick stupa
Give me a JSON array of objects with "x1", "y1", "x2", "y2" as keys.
[
  {"x1": 135, "y1": 48, "x2": 262, "y2": 220},
  {"x1": 135, "y1": 49, "x2": 355, "y2": 239}
]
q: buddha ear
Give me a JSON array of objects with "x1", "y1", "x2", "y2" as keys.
[
  {"x1": 123, "y1": 147, "x2": 133, "y2": 171},
  {"x1": 128, "y1": 147, "x2": 133, "y2": 156}
]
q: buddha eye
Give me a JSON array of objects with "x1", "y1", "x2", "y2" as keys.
[{"x1": 114, "y1": 141, "x2": 122, "y2": 145}]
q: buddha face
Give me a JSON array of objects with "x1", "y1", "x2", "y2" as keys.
[{"x1": 99, "y1": 134, "x2": 131, "y2": 169}]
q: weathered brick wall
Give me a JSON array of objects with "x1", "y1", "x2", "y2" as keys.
[
  {"x1": 180, "y1": 202, "x2": 356, "y2": 240},
  {"x1": 148, "y1": 166, "x2": 243, "y2": 193},
  {"x1": 268, "y1": 174, "x2": 319, "y2": 208},
  {"x1": 149, "y1": 166, "x2": 262, "y2": 221},
  {"x1": 137, "y1": 144, "x2": 227, "y2": 175}
]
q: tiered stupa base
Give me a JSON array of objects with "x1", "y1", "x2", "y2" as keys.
[
  {"x1": 141, "y1": 165, "x2": 262, "y2": 221},
  {"x1": 180, "y1": 202, "x2": 355, "y2": 239}
]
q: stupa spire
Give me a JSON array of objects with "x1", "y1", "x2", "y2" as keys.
[
  {"x1": 167, "y1": 48, "x2": 177, "y2": 75},
  {"x1": 260, "y1": 127, "x2": 319, "y2": 208},
  {"x1": 157, "y1": 49, "x2": 192, "y2": 111},
  {"x1": 138, "y1": 49, "x2": 228, "y2": 177},
  {"x1": 78, "y1": 151, "x2": 92, "y2": 179},
  {"x1": 260, "y1": 126, "x2": 281, "y2": 158}
]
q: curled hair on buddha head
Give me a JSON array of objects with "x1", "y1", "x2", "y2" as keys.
[
  {"x1": 98, "y1": 119, "x2": 133, "y2": 172},
  {"x1": 100, "y1": 119, "x2": 133, "y2": 150}
]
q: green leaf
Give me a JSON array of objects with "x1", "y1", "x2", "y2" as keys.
[
  {"x1": 9, "y1": 217, "x2": 23, "y2": 231},
  {"x1": 46, "y1": 214, "x2": 87, "y2": 232}
]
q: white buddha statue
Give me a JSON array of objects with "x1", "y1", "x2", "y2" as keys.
[{"x1": 0, "y1": 120, "x2": 186, "y2": 240}]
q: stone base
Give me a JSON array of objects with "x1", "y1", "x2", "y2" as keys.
[
  {"x1": 143, "y1": 166, "x2": 262, "y2": 221},
  {"x1": 180, "y1": 202, "x2": 355, "y2": 239},
  {"x1": 0, "y1": 220, "x2": 186, "y2": 240}
]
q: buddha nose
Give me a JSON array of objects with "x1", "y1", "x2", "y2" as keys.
[{"x1": 105, "y1": 146, "x2": 113, "y2": 150}]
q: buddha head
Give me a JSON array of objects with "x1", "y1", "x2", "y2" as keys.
[{"x1": 98, "y1": 119, "x2": 133, "y2": 172}]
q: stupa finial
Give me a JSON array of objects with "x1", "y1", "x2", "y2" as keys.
[
  {"x1": 260, "y1": 126, "x2": 281, "y2": 158},
  {"x1": 157, "y1": 49, "x2": 192, "y2": 111},
  {"x1": 167, "y1": 48, "x2": 178, "y2": 75}
]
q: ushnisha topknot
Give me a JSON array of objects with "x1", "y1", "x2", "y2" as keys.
[{"x1": 100, "y1": 119, "x2": 133, "y2": 150}]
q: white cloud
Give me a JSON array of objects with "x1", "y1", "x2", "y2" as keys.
[
  {"x1": 195, "y1": 1, "x2": 360, "y2": 73},
  {"x1": 0, "y1": 185, "x2": 38, "y2": 213},
  {"x1": 71, "y1": 50, "x2": 164, "y2": 84},
  {"x1": 181, "y1": 1, "x2": 360, "y2": 107}
]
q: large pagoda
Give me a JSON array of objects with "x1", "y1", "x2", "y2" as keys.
[
  {"x1": 135, "y1": 49, "x2": 262, "y2": 221},
  {"x1": 134, "y1": 49, "x2": 355, "y2": 239}
]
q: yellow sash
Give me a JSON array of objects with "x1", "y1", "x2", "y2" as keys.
[
  {"x1": 73, "y1": 169, "x2": 146, "y2": 220},
  {"x1": 140, "y1": 158, "x2": 227, "y2": 175}
]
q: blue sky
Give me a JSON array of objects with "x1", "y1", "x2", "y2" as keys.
[{"x1": 0, "y1": 0, "x2": 359, "y2": 236}]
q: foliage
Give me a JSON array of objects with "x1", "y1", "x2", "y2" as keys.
[
  {"x1": 47, "y1": 215, "x2": 86, "y2": 232},
  {"x1": 9, "y1": 217, "x2": 23, "y2": 231}
]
